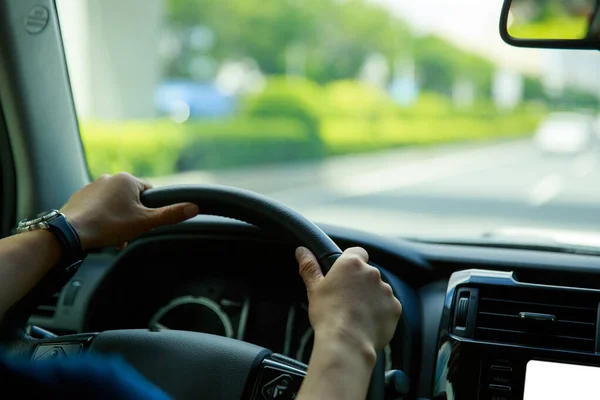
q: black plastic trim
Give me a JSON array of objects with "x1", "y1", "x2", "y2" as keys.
[
  {"x1": 0, "y1": 99, "x2": 16, "y2": 236},
  {"x1": 379, "y1": 267, "x2": 421, "y2": 398},
  {"x1": 596, "y1": 303, "x2": 600, "y2": 353},
  {"x1": 499, "y1": 0, "x2": 600, "y2": 49},
  {"x1": 21, "y1": 220, "x2": 600, "y2": 399},
  {"x1": 410, "y1": 241, "x2": 600, "y2": 276},
  {"x1": 0, "y1": 0, "x2": 89, "y2": 220},
  {"x1": 433, "y1": 269, "x2": 600, "y2": 399}
]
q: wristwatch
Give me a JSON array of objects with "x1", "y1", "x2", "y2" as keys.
[{"x1": 16, "y1": 209, "x2": 86, "y2": 271}]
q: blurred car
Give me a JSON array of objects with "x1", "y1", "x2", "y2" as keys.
[
  {"x1": 533, "y1": 112, "x2": 597, "y2": 154},
  {"x1": 154, "y1": 80, "x2": 236, "y2": 120}
]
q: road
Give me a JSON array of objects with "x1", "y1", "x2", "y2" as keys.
[{"x1": 149, "y1": 138, "x2": 600, "y2": 240}]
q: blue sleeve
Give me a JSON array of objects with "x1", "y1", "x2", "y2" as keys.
[{"x1": 0, "y1": 352, "x2": 172, "y2": 400}]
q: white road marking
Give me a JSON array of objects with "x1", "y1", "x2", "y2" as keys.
[{"x1": 527, "y1": 174, "x2": 563, "y2": 207}]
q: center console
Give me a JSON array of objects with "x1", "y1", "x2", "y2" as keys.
[{"x1": 434, "y1": 269, "x2": 600, "y2": 400}]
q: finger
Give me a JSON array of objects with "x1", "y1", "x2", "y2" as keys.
[
  {"x1": 146, "y1": 202, "x2": 199, "y2": 227},
  {"x1": 136, "y1": 177, "x2": 153, "y2": 191},
  {"x1": 392, "y1": 296, "x2": 403, "y2": 318},
  {"x1": 116, "y1": 242, "x2": 128, "y2": 251},
  {"x1": 95, "y1": 174, "x2": 110, "y2": 181},
  {"x1": 296, "y1": 247, "x2": 324, "y2": 291},
  {"x1": 343, "y1": 247, "x2": 369, "y2": 262}
]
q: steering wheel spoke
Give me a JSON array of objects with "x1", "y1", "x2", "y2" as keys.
[
  {"x1": 249, "y1": 354, "x2": 307, "y2": 400},
  {"x1": 30, "y1": 333, "x2": 96, "y2": 361}
]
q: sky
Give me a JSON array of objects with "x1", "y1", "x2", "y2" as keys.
[{"x1": 373, "y1": 0, "x2": 544, "y2": 74}]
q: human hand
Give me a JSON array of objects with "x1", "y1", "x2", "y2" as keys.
[
  {"x1": 60, "y1": 172, "x2": 199, "y2": 250},
  {"x1": 296, "y1": 246, "x2": 402, "y2": 361}
]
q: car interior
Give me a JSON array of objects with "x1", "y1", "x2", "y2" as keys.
[{"x1": 1, "y1": 0, "x2": 600, "y2": 399}]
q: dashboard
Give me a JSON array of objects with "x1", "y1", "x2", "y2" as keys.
[
  {"x1": 435, "y1": 269, "x2": 600, "y2": 400},
  {"x1": 27, "y1": 217, "x2": 600, "y2": 399},
  {"x1": 115, "y1": 277, "x2": 392, "y2": 367}
]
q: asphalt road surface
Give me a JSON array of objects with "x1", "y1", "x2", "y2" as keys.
[{"x1": 149, "y1": 138, "x2": 600, "y2": 240}]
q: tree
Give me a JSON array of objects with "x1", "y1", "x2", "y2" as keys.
[
  {"x1": 413, "y1": 35, "x2": 494, "y2": 99},
  {"x1": 164, "y1": 0, "x2": 412, "y2": 83}
]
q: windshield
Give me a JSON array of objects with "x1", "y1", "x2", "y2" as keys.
[{"x1": 56, "y1": 0, "x2": 600, "y2": 245}]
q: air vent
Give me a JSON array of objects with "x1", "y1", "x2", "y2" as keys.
[
  {"x1": 33, "y1": 290, "x2": 61, "y2": 318},
  {"x1": 473, "y1": 285, "x2": 599, "y2": 353}
]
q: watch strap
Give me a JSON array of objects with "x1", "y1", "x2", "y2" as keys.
[{"x1": 47, "y1": 215, "x2": 86, "y2": 271}]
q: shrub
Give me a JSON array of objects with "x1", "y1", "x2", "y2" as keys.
[
  {"x1": 79, "y1": 78, "x2": 547, "y2": 178},
  {"x1": 80, "y1": 117, "x2": 324, "y2": 178},
  {"x1": 242, "y1": 76, "x2": 324, "y2": 143},
  {"x1": 324, "y1": 80, "x2": 397, "y2": 118},
  {"x1": 397, "y1": 92, "x2": 453, "y2": 118},
  {"x1": 177, "y1": 118, "x2": 323, "y2": 171},
  {"x1": 321, "y1": 111, "x2": 544, "y2": 155},
  {"x1": 81, "y1": 120, "x2": 184, "y2": 177}
]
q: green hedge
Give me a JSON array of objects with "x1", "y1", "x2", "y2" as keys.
[
  {"x1": 81, "y1": 112, "x2": 544, "y2": 178},
  {"x1": 82, "y1": 120, "x2": 184, "y2": 178},
  {"x1": 176, "y1": 118, "x2": 324, "y2": 171},
  {"x1": 324, "y1": 80, "x2": 397, "y2": 118},
  {"x1": 243, "y1": 77, "x2": 324, "y2": 142},
  {"x1": 81, "y1": 118, "x2": 322, "y2": 177},
  {"x1": 80, "y1": 78, "x2": 546, "y2": 178},
  {"x1": 321, "y1": 112, "x2": 543, "y2": 155}
]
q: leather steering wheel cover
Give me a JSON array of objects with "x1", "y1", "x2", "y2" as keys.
[
  {"x1": 89, "y1": 329, "x2": 271, "y2": 399},
  {"x1": 140, "y1": 185, "x2": 384, "y2": 399},
  {"x1": 141, "y1": 185, "x2": 343, "y2": 269}
]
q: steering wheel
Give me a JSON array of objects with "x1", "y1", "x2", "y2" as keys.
[{"x1": 0, "y1": 185, "x2": 385, "y2": 400}]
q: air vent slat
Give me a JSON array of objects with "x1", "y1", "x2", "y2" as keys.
[
  {"x1": 560, "y1": 320, "x2": 596, "y2": 326},
  {"x1": 36, "y1": 305, "x2": 56, "y2": 311},
  {"x1": 471, "y1": 285, "x2": 599, "y2": 353},
  {"x1": 478, "y1": 311, "x2": 518, "y2": 318},
  {"x1": 480, "y1": 297, "x2": 597, "y2": 311},
  {"x1": 476, "y1": 327, "x2": 595, "y2": 342}
]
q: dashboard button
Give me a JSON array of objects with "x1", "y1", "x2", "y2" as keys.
[
  {"x1": 489, "y1": 384, "x2": 511, "y2": 391},
  {"x1": 262, "y1": 374, "x2": 295, "y2": 400},
  {"x1": 490, "y1": 373, "x2": 512, "y2": 386},
  {"x1": 489, "y1": 395, "x2": 511, "y2": 400},
  {"x1": 63, "y1": 280, "x2": 82, "y2": 306},
  {"x1": 32, "y1": 343, "x2": 83, "y2": 361},
  {"x1": 491, "y1": 365, "x2": 512, "y2": 372},
  {"x1": 490, "y1": 357, "x2": 513, "y2": 367}
]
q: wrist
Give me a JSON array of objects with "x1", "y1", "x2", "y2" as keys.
[
  {"x1": 298, "y1": 330, "x2": 376, "y2": 400},
  {"x1": 26, "y1": 230, "x2": 63, "y2": 266},
  {"x1": 313, "y1": 328, "x2": 377, "y2": 368}
]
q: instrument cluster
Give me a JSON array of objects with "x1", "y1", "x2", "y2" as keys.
[{"x1": 149, "y1": 279, "x2": 392, "y2": 367}]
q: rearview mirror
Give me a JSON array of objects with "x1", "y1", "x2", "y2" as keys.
[{"x1": 500, "y1": 0, "x2": 600, "y2": 49}]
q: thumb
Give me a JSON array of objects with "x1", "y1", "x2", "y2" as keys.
[
  {"x1": 146, "y1": 202, "x2": 199, "y2": 228},
  {"x1": 296, "y1": 247, "x2": 323, "y2": 291}
]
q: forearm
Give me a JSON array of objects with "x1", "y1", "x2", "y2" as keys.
[
  {"x1": 296, "y1": 331, "x2": 376, "y2": 400},
  {"x1": 0, "y1": 231, "x2": 61, "y2": 318}
]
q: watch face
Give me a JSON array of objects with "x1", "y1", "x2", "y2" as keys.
[
  {"x1": 18, "y1": 209, "x2": 60, "y2": 231},
  {"x1": 35, "y1": 210, "x2": 55, "y2": 219},
  {"x1": 35, "y1": 209, "x2": 60, "y2": 221}
]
